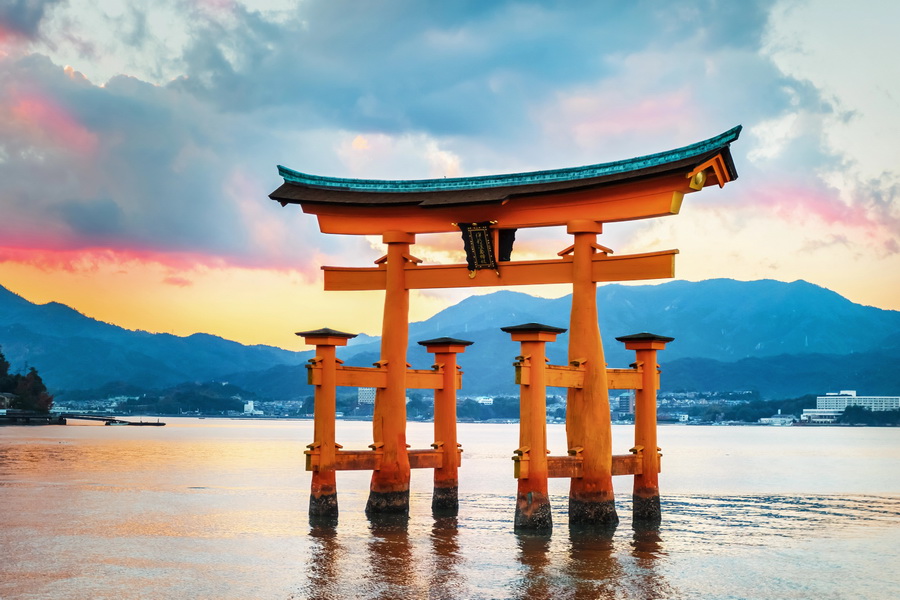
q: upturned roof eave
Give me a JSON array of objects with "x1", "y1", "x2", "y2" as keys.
[
  {"x1": 269, "y1": 125, "x2": 741, "y2": 207},
  {"x1": 268, "y1": 148, "x2": 732, "y2": 209}
]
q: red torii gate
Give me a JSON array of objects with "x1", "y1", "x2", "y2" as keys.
[{"x1": 270, "y1": 126, "x2": 740, "y2": 530}]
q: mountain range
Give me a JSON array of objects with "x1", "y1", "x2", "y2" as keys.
[
  {"x1": 1, "y1": 279, "x2": 899, "y2": 400},
  {"x1": 0, "y1": 283, "x2": 301, "y2": 390}
]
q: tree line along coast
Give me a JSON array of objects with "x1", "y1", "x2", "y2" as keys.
[
  {"x1": 41, "y1": 379, "x2": 900, "y2": 427},
  {"x1": 4, "y1": 334, "x2": 896, "y2": 427},
  {"x1": 0, "y1": 347, "x2": 53, "y2": 415}
]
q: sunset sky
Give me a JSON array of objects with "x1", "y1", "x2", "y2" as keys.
[{"x1": 1, "y1": 1, "x2": 898, "y2": 351}]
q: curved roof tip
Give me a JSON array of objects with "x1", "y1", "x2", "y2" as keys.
[{"x1": 275, "y1": 125, "x2": 741, "y2": 194}]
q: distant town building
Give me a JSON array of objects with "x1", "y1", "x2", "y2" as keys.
[
  {"x1": 358, "y1": 387, "x2": 376, "y2": 405},
  {"x1": 356, "y1": 388, "x2": 410, "y2": 405},
  {"x1": 658, "y1": 412, "x2": 689, "y2": 423},
  {"x1": 801, "y1": 390, "x2": 900, "y2": 424},
  {"x1": 759, "y1": 409, "x2": 797, "y2": 426},
  {"x1": 816, "y1": 390, "x2": 900, "y2": 411},
  {"x1": 613, "y1": 392, "x2": 635, "y2": 414},
  {"x1": 243, "y1": 400, "x2": 263, "y2": 415}
]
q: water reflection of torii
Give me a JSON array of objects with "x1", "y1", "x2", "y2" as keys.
[{"x1": 269, "y1": 126, "x2": 741, "y2": 531}]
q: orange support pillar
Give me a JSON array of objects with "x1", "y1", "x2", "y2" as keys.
[
  {"x1": 296, "y1": 327, "x2": 356, "y2": 519},
  {"x1": 616, "y1": 333, "x2": 673, "y2": 525},
  {"x1": 502, "y1": 323, "x2": 566, "y2": 533},
  {"x1": 366, "y1": 231, "x2": 415, "y2": 516},
  {"x1": 419, "y1": 337, "x2": 473, "y2": 516},
  {"x1": 565, "y1": 220, "x2": 618, "y2": 527}
]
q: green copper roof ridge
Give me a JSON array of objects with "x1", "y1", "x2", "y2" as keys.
[{"x1": 278, "y1": 125, "x2": 741, "y2": 193}]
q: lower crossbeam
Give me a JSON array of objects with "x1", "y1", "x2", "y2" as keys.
[
  {"x1": 305, "y1": 448, "x2": 453, "y2": 472},
  {"x1": 518, "y1": 453, "x2": 648, "y2": 479}
]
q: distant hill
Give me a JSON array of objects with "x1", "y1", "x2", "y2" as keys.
[
  {"x1": 230, "y1": 279, "x2": 900, "y2": 400},
  {"x1": 0, "y1": 284, "x2": 305, "y2": 390},
  {"x1": 2, "y1": 279, "x2": 899, "y2": 399},
  {"x1": 334, "y1": 279, "x2": 900, "y2": 365}
]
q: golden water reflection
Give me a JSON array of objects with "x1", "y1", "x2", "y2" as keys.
[
  {"x1": 512, "y1": 534, "x2": 554, "y2": 599},
  {"x1": 300, "y1": 518, "x2": 680, "y2": 600},
  {"x1": 3, "y1": 421, "x2": 899, "y2": 600},
  {"x1": 429, "y1": 517, "x2": 464, "y2": 596},
  {"x1": 562, "y1": 527, "x2": 621, "y2": 598},
  {"x1": 307, "y1": 523, "x2": 344, "y2": 598}
]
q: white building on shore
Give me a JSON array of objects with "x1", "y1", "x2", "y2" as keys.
[
  {"x1": 243, "y1": 400, "x2": 263, "y2": 415},
  {"x1": 759, "y1": 409, "x2": 797, "y2": 426},
  {"x1": 801, "y1": 391, "x2": 900, "y2": 424}
]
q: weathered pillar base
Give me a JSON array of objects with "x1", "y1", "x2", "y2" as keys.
[
  {"x1": 432, "y1": 485, "x2": 459, "y2": 516},
  {"x1": 632, "y1": 493, "x2": 661, "y2": 526},
  {"x1": 568, "y1": 498, "x2": 620, "y2": 528},
  {"x1": 308, "y1": 513, "x2": 339, "y2": 530},
  {"x1": 568, "y1": 522, "x2": 617, "y2": 547},
  {"x1": 309, "y1": 491, "x2": 338, "y2": 518},
  {"x1": 514, "y1": 491, "x2": 553, "y2": 533},
  {"x1": 365, "y1": 490, "x2": 410, "y2": 516}
]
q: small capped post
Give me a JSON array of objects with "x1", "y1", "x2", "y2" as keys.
[
  {"x1": 419, "y1": 337, "x2": 473, "y2": 516},
  {"x1": 297, "y1": 327, "x2": 357, "y2": 520},
  {"x1": 615, "y1": 332, "x2": 673, "y2": 526},
  {"x1": 501, "y1": 323, "x2": 567, "y2": 533}
]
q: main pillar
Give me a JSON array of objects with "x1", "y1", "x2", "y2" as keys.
[
  {"x1": 566, "y1": 220, "x2": 618, "y2": 527},
  {"x1": 502, "y1": 323, "x2": 566, "y2": 533},
  {"x1": 366, "y1": 231, "x2": 415, "y2": 516},
  {"x1": 297, "y1": 327, "x2": 356, "y2": 519},
  {"x1": 419, "y1": 337, "x2": 473, "y2": 516},
  {"x1": 616, "y1": 333, "x2": 673, "y2": 525}
]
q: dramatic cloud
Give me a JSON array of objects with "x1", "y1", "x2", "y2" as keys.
[
  {"x1": 1, "y1": 0, "x2": 898, "y2": 348},
  {"x1": 0, "y1": 53, "x2": 340, "y2": 273},
  {"x1": 0, "y1": 0, "x2": 63, "y2": 41}
]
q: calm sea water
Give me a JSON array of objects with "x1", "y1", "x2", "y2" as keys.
[{"x1": 1, "y1": 419, "x2": 898, "y2": 599}]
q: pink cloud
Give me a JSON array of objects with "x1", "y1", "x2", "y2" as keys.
[
  {"x1": 0, "y1": 245, "x2": 221, "y2": 273},
  {"x1": 758, "y1": 184, "x2": 875, "y2": 230},
  {"x1": 163, "y1": 276, "x2": 193, "y2": 287},
  {"x1": 192, "y1": 0, "x2": 238, "y2": 17},
  {"x1": 565, "y1": 88, "x2": 695, "y2": 137},
  {"x1": 752, "y1": 183, "x2": 899, "y2": 255},
  {"x1": 542, "y1": 86, "x2": 702, "y2": 154},
  {"x1": 9, "y1": 91, "x2": 98, "y2": 155},
  {"x1": 0, "y1": 243, "x2": 325, "y2": 279},
  {"x1": 0, "y1": 24, "x2": 15, "y2": 43}
]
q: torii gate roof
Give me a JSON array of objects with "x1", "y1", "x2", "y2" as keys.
[{"x1": 270, "y1": 126, "x2": 740, "y2": 235}]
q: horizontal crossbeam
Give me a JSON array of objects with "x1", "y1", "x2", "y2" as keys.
[
  {"x1": 305, "y1": 448, "x2": 459, "y2": 471},
  {"x1": 323, "y1": 250, "x2": 677, "y2": 291},
  {"x1": 515, "y1": 365, "x2": 654, "y2": 390},
  {"x1": 607, "y1": 368, "x2": 647, "y2": 390},
  {"x1": 514, "y1": 453, "x2": 649, "y2": 479},
  {"x1": 307, "y1": 365, "x2": 461, "y2": 390},
  {"x1": 544, "y1": 364, "x2": 585, "y2": 388}
]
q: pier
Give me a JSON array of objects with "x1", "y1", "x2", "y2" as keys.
[
  {"x1": 0, "y1": 412, "x2": 165, "y2": 426},
  {"x1": 0, "y1": 411, "x2": 67, "y2": 425}
]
